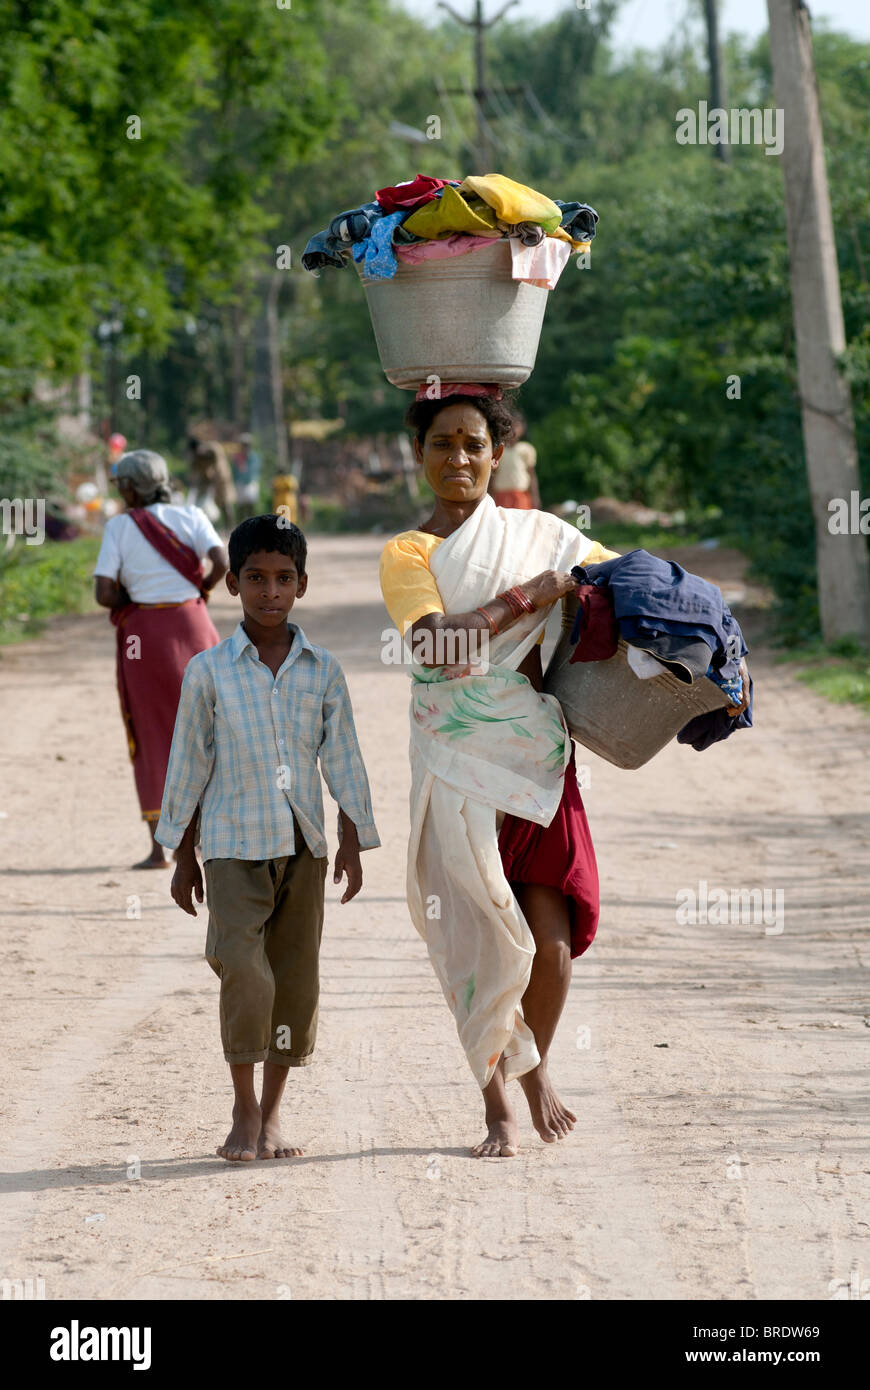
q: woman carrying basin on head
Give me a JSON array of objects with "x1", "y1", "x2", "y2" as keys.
[{"x1": 379, "y1": 386, "x2": 618, "y2": 1158}]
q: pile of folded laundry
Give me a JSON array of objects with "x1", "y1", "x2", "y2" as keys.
[
  {"x1": 567, "y1": 549, "x2": 754, "y2": 752},
  {"x1": 302, "y1": 171, "x2": 598, "y2": 287}
]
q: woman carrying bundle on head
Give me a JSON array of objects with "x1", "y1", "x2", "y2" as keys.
[
  {"x1": 379, "y1": 387, "x2": 619, "y2": 1158},
  {"x1": 93, "y1": 450, "x2": 227, "y2": 869}
]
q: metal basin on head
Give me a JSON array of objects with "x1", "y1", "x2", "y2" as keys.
[{"x1": 356, "y1": 239, "x2": 550, "y2": 390}]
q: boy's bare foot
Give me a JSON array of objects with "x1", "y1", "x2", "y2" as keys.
[
  {"x1": 519, "y1": 1064, "x2": 576, "y2": 1142},
  {"x1": 471, "y1": 1107, "x2": 519, "y2": 1158},
  {"x1": 258, "y1": 1118, "x2": 302, "y2": 1159},
  {"x1": 217, "y1": 1101, "x2": 261, "y2": 1161}
]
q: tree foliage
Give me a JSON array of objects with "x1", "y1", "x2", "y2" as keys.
[
  {"x1": 0, "y1": 0, "x2": 344, "y2": 393},
  {"x1": 1, "y1": 1, "x2": 868, "y2": 636}
]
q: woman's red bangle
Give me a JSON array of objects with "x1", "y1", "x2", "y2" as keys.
[
  {"x1": 499, "y1": 585, "x2": 536, "y2": 619},
  {"x1": 476, "y1": 605, "x2": 500, "y2": 635}
]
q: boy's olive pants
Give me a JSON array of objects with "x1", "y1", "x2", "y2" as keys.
[{"x1": 203, "y1": 833, "x2": 327, "y2": 1067}]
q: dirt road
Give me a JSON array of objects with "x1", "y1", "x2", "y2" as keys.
[{"x1": 1, "y1": 535, "x2": 868, "y2": 1300}]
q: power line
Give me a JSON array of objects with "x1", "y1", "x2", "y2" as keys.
[
  {"x1": 458, "y1": 72, "x2": 507, "y2": 154},
  {"x1": 433, "y1": 74, "x2": 485, "y2": 162},
  {"x1": 521, "y1": 82, "x2": 588, "y2": 150},
  {"x1": 437, "y1": 0, "x2": 520, "y2": 169},
  {"x1": 437, "y1": 1, "x2": 592, "y2": 165}
]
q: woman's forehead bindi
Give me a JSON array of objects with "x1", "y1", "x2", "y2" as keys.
[{"x1": 431, "y1": 423, "x2": 486, "y2": 439}]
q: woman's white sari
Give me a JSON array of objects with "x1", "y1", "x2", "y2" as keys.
[{"x1": 405, "y1": 495, "x2": 593, "y2": 1088}]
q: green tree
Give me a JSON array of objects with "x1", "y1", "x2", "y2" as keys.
[{"x1": 0, "y1": 0, "x2": 346, "y2": 489}]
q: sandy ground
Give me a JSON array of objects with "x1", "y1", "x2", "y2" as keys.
[{"x1": 1, "y1": 534, "x2": 868, "y2": 1302}]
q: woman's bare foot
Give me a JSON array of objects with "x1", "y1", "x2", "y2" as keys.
[
  {"x1": 473, "y1": 1057, "x2": 519, "y2": 1156},
  {"x1": 134, "y1": 829, "x2": 170, "y2": 870},
  {"x1": 217, "y1": 1101, "x2": 261, "y2": 1161},
  {"x1": 258, "y1": 1118, "x2": 302, "y2": 1159},
  {"x1": 133, "y1": 849, "x2": 170, "y2": 869},
  {"x1": 519, "y1": 1064, "x2": 576, "y2": 1143},
  {"x1": 471, "y1": 1104, "x2": 519, "y2": 1158}
]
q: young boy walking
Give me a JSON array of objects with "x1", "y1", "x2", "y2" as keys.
[{"x1": 156, "y1": 515, "x2": 380, "y2": 1161}]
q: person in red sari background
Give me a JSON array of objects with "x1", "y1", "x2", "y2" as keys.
[
  {"x1": 93, "y1": 450, "x2": 227, "y2": 868},
  {"x1": 488, "y1": 413, "x2": 540, "y2": 510}
]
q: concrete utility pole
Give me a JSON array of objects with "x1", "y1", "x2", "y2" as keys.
[
  {"x1": 703, "y1": 0, "x2": 730, "y2": 163},
  {"x1": 766, "y1": 0, "x2": 870, "y2": 643},
  {"x1": 438, "y1": 0, "x2": 519, "y2": 171},
  {"x1": 251, "y1": 274, "x2": 289, "y2": 476},
  {"x1": 266, "y1": 273, "x2": 289, "y2": 475}
]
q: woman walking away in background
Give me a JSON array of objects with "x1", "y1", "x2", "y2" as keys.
[{"x1": 93, "y1": 450, "x2": 227, "y2": 869}]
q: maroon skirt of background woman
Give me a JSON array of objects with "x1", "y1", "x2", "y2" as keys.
[
  {"x1": 497, "y1": 746, "x2": 600, "y2": 959},
  {"x1": 114, "y1": 598, "x2": 219, "y2": 821}
]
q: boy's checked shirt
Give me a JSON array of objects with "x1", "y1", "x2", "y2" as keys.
[{"x1": 156, "y1": 622, "x2": 380, "y2": 862}]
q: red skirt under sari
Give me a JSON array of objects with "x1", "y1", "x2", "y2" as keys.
[
  {"x1": 114, "y1": 598, "x2": 219, "y2": 822},
  {"x1": 497, "y1": 745, "x2": 600, "y2": 959}
]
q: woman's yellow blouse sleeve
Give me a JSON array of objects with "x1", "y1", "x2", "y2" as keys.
[
  {"x1": 583, "y1": 540, "x2": 621, "y2": 565},
  {"x1": 379, "y1": 535, "x2": 445, "y2": 635}
]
